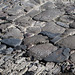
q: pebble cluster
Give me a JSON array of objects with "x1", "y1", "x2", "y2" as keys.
[{"x1": 0, "y1": 0, "x2": 75, "y2": 75}]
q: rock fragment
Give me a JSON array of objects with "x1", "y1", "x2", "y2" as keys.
[
  {"x1": 0, "y1": 11, "x2": 7, "y2": 19},
  {"x1": 3, "y1": 27, "x2": 23, "y2": 40},
  {"x1": 70, "y1": 52, "x2": 75, "y2": 64},
  {"x1": 42, "y1": 22, "x2": 65, "y2": 34},
  {"x1": 5, "y1": 5, "x2": 23, "y2": 16},
  {"x1": 0, "y1": 38, "x2": 22, "y2": 47},
  {"x1": 44, "y1": 48, "x2": 70, "y2": 63},
  {"x1": 0, "y1": 45, "x2": 6, "y2": 50},
  {"x1": 29, "y1": 43, "x2": 57, "y2": 60},
  {"x1": 24, "y1": 35, "x2": 48, "y2": 46},
  {"x1": 56, "y1": 21, "x2": 69, "y2": 28},
  {"x1": 57, "y1": 36, "x2": 75, "y2": 49},
  {"x1": 40, "y1": 31, "x2": 60, "y2": 39},
  {"x1": 51, "y1": 29, "x2": 75, "y2": 44},
  {"x1": 15, "y1": 16, "x2": 34, "y2": 27},
  {"x1": 33, "y1": 8, "x2": 64, "y2": 21},
  {"x1": 0, "y1": 47, "x2": 13, "y2": 54},
  {"x1": 26, "y1": 26, "x2": 41, "y2": 35},
  {"x1": 40, "y1": 1, "x2": 55, "y2": 10},
  {"x1": 0, "y1": 3, "x2": 6, "y2": 11},
  {"x1": 69, "y1": 22, "x2": 75, "y2": 28}
]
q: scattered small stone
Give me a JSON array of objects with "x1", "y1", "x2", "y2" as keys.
[
  {"x1": 72, "y1": 65, "x2": 75, "y2": 74},
  {"x1": 51, "y1": 65, "x2": 61, "y2": 74},
  {"x1": 0, "y1": 47, "x2": 13, "y2": 54},
  {"x1": 69, "y1": 22, "x2": 75, "y2": 28},
  {"x1": 46, "y1": 62, "x2": 55, "y2": 70},
  {"x1": 0, "y1": 3, "x2": 6, "y2": 11},
  {"x1": 20, "y1": 45, "x2": 27, "y2": 51},
  {"x1": 34, "y1": 65, "x2": 45, "y2": 75},
  {"x1": 0, "y1": 45, "x2": 6, "y2": 50},
  {"x1": 28, "y1": 65, "x2": 37, "y2": 71},
  {"x1": 3, "y1": 54, "x2": 15, "y2": 61},
  {"x1": 15, "y1": 57, "x2": 25, "y2": 64},
  {"x1": 14, "y1": 62, "x2": 27, "y2": 71},
  {"x1": 0, "y1": 58, "x2": 4, "y2": 65}
]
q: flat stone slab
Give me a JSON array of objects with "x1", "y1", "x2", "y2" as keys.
[
  {"x1": 61, "y1": 29, "x2": 75, "y2": 37},
  {"x1": 44, "y1": 48, "x2": 70, "y2": 63},
  {"x1": 57, "y1": 36, "x2": 75, "y2": 49},
  {"x1": 26, "y1": 9, "x2": 41, "y2": 18},
  {"x1": 21, "y1": 0, "x2": 38, "y2": 12},
  {"x1": 42, "y1": 22, "x2": 65, "y2": 34},
  {"x1": 33, "y1": 8, "x2": 64, "y2": 21},
  {"x1": 34, "y1": 21, "x2": 46, "y2": 28},
  {"x1": 51, "y1": 29, "x2": 75, "y2": 44},
  {"x1": 29, "y1": 43, "x2": 57, "y2": 60},
  {"x1": 6, "y1": 12, "x2": 25, "y2": 22},
  {"x1": 40, "y1": 1, "x2": 55, "y2": 10},
  {"x1": 70, "y1": 52, "x2": 75, "y2": 64},
  {"x1": 15, "y1": 16, "x2": 34, "y2": 27},
  {"x1": 51, "y1": 35, "x2": 62, "y2": 44},
  {"x1": 59, "y1": 15, "x2": 73, "y2": 23},
  {"x1": 3, "y1": 27, "x2": 23, "y2": 40},
  {"x1": 5, "y1": 5, "x2": 23, "y2": 15},
  {"x1": 40, "y1": 31, "x2": 60, "y2": 39},
  {"x1": 26, "y1": 26, "x2": 41, "y2": 35},
  {"x1": 56, "y1": 21, "x2": 69, "y2": 28},
  {"x1": 0, "y1": 23, "x2": 12, "y2": 32},
  {"x1": 24, "y1": 35, "x2": 49, "y2": 47},
  {"x1": 0, "y1": 38, "x2": 22, "y2": 47}
]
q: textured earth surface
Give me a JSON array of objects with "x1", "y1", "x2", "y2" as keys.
[{"x1": 0, "y1": 0, "x2": 75, "y2": 75}]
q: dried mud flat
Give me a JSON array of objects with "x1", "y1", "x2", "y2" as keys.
[{"x1": 0, "y1": 0, "x2": 75, "y2": 75}]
